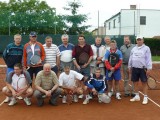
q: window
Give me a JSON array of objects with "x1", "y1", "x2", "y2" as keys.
[
  {"x1": 140, "y1": 16, "x2": 146, "y2": 25},
  {"x1": 109, "y1": 22, "x2": 111, "y2": 30},
  {"x1": 118, "y1": 16, "x2": 120, "y2": 23},
  {"x1": 113, "y1": 19, "x2": 116, "y2": 28}
]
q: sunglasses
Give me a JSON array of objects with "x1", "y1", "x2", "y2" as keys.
[{"x1": 31, "y1": 36, "x2": 37, "y2": 38}]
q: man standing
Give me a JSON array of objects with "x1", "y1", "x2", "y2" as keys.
[
  {"x1": 43, "y1": 36, "x2": 61, "y2": 75},
  {"x1": 90, "y1": 37, "x2": 105, "y2": 75},
  {"x1": 105, "y1": 40, "x2": 123, "y2": 100},
  {"x1": 72, "y1": 35, "x2": 93, "y2": 78},
  {"x1": 34, "y1": 63, "x2": 62, "y2": 106},
  {"x1": 128, "y1": 36, "x2": 152, "y2": 105},
  {"x1": 2, "y1": 63, "x2": 33, "y2": 106},
  {"x1": 59, "y1": 34, "x2": 74, "y2": 70},
  {"x1": 120, "y1": 35, "x2": 135, "y2": 97},
  {"x1": 23, "y1": 31, "x2": 45, "y2": 81},
  {"x1": 3, "y1": 34, "x2": 23, "y2": 103}
]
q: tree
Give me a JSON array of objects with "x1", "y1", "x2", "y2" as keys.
[
  {"x1": 0, "y1": 0, "x2": 66, "y2": 35},
  {"x1": 63, "y1": 0, "x2": 90, "y2": 35}
]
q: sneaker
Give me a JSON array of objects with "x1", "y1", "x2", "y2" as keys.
[
  {"x1": 130, "y1": 96, "x2": 140, "y2": 102},
  {"x1": 83, "y1": 98, "x2": 89, "y2": 105},
  {"x1": 4, "y1": 97, "x2": 10, "y2": 103},
  {"x1": 24, "y1": 97, "x2": 31, "y2": 106},
  {"x1": 73, "y1": 95, "x2": 78, "y2": 102},
  {"x1": 142, "y1": 97, "x2": 148, "y2": 105},
  {"x1": 62, "y1": 96, "x2": 67, "y2": 104},
  {"x1": 88, "y1": 94, "x2": 93, "y2": 99},
  {"x1": 78, "y1": 94, "x2": 84, "y2": 99},
  {"x1": 131, "y1": 93, "x2": 136, "y2": 97},
  {"x1": 17, "y1": 96, "x2": 23, "y2": 100},
  {"x1": 98, "y1": 94, "x2": 102, "y2": 103},
  {"x1": 116, "y1": 93, "x2": 121, "y2": 100},
  {"x1": 108, "y1": 92, "x2": 113, "y2": 97},
  {"x1": 8, "y1": 97, "x2": 17, "y2": 106}
]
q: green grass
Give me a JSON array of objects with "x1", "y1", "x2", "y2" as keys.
[{"x1": 152, "y1": 56, "x2": 160, "y2": 61}]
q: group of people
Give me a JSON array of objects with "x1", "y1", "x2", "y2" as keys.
[{"x1": 1, "y1": 32, "x2": 152, "y2": 107}]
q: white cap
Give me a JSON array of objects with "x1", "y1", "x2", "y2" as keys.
[{"x1": 136, "y1": 35, "x2": 143, "y2": 40}]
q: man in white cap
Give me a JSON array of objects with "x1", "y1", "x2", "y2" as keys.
[{"x1": 128, "y1": 36, "x2": 152, "y2": 104}]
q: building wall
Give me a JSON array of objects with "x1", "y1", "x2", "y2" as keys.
[
  {"x1": 105, "y1": 9, "x2": 160, "y2": 38},
  {"x1": 105, "y1": 14, "x2": 120, "y2": 35}
]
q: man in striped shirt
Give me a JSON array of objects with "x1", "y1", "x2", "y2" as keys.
[{"x1": 43, "y1": 36, "x2": 61, "y2": 75}]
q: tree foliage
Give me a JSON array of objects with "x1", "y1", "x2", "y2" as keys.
[
  {"x1": 0, "y1": 0, "x2": 66, "y2": 35},
  {"x1": 63, "y1": 0, "x2": 90, "y2": 35}
]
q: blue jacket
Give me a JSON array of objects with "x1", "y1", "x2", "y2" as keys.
[
  {"x1": 3, "y1": 43, "x2": 23, "y2": 68},
  {"x1": 85, "y1": 74, "x2": 107, "y2": 93}
]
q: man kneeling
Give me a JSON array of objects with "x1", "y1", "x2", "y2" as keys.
[
  {"x1": 2, "y1": 63, "x2": 33, "y2": 106},
  {"x1": 59, "y1": 65, "x2": 85, "y2": 104},
  {"x1": 34, "y1": 63, "x2": 63, "y2": 107},
  {"x1": 83, "y1": 68, "x2": 110, "y2": 104}
]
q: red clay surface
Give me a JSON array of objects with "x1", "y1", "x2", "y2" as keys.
[{"x1": 0, "y1": 58, "x2": 160, "y2": 120}]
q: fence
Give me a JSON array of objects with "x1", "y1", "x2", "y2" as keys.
[{"x1": 0, "y1": 35, "x2": 136, "y2": 54}]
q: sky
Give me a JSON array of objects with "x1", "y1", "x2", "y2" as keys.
[{"x1": 1, "y1": 0, "x2": 160, "y2": 31}]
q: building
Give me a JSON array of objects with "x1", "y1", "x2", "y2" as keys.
[
  {"x1": 104, "y1": 5, "x2": 160, "y2": 38},
  {"x1": 92, "y1": 26, "x2": 106, "y2": 36}
]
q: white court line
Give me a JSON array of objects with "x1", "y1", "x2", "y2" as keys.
[
  {"x1": 122, "y1": 79, "x2": 160, "y2": 108},
  {"x1": 0, "y1": 99, "x2": 6, "y2": 106}
]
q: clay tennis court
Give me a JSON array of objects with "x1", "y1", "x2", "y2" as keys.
[{"x1": 0, "y1": 58, "x2": 160, "y2": 120}]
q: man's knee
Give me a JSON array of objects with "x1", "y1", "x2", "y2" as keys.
[{"x1": 2, "y1": 86, "x2": 10, "y2": 94}]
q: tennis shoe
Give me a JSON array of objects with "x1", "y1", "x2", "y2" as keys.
[
  {"x1": 78, "y1": 94, "x2": 84, "y2": 99},
  {"x1": 4, "y1": 97, "x2": 10, "y2": 103},
  {"x1": 17, "y1": 96, "x2": 23, "y2": 100},
  {"x1": 142, "y1": 97, "x2": 148, "y2": 105},
  {"x1": 73, "y1": 95, "x2": 78, "y2": 102},
  {"x1": 130, "y1": 96, "x2": 140, "y2": 102},
  {"x1": 8, "y1": 97, "x2": 17, "y2": 106},
  {"x1": 24, "y1": 97, "x2": 31, "y2": 106},
  {"x1": 116, "y1": 93, "x2": 121, "y2": 100},
  {"x1": 83, "y1": 98, "x2": 89, "y2": 105},
  {"x1": 108, "y1": 92, "x2": 113, "y2": 97},
  {"x1": 62, "y1": 96, "x2": 67, "y2": 104}
]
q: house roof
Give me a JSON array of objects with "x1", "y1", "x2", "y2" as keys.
[{"x1": 104, "y1": 12, "x2": 120, "y2": 23}]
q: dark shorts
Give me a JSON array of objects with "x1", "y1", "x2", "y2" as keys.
[
  {"x1": 131, "y1": 67, "x2": 147, "y2": 82},
  {"x1": 106, "y1": 69, "x2": 121, "y2": 81},
  {"x1": 51, "y1": 65, "x2": 58, "y2": 75}
]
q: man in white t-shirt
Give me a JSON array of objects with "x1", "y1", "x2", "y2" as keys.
[
  {"x1": 2, "y1": 63, "x2": 33, "y2": 106},
  {"x1": 59, "y1": 65, "x2": 85, "y2": 104}
]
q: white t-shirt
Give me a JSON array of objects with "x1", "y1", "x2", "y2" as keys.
[
  {"x1": 31, "y1": 44, "x2": 35, "y2": 55},
  {"x1": 11, "y1": 74, "x2": 27, "y2": 91},
  {"x1": 59, "y1": 70, "x2": 84, "y2": 88}
]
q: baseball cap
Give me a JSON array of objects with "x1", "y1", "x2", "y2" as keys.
[
  {"x1": 136, "y1": 36, "x2": 143, "y2": 40},
  {"x1": 29, "y1": 31, "x2": 37, "y2": 36}
]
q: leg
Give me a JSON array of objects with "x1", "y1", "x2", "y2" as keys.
[
  {"x1": 123, "y1": 64, "x2": 130, "y2": 95},
  {"x1": 34, "y1": 90, "x2": 45, "y2": 106},
  {"x1": 50, "y1": 88, "x2": 62, "y2": 105}
]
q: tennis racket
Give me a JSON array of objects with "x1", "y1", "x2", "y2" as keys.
[
  {"x1": 147, "y1": 76, "x2": 157, "y2": 89},
  {"x1": 78, "y1": 52, "x2": 89, "y2": 65},
  {"x1": 30, "y1": 55, "x2": 41, "y2": 65},
  {"x1": 98, "y1": 93, "x2": 111, "y2": 103},
  {"x1": 16, "y1": 77, "x2": 28, "y2": 92},
  {"x1": 108, "y1": 53, "x2": 119, "y2": 77}
]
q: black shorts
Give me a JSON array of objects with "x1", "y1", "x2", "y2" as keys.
[{"x1": 131, "y1": 67, "x2": 147, "y2": 82}]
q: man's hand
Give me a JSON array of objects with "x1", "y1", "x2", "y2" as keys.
[
  {"x1": 82, "y1": 63, "x2": 88, "y2": 68},
  {"x1": 110, "y1": 67, "x2": 115, "y2": 72},
  {"x1": 76, "y1": 65, "x2": 81, "y2": 71},
  {"x1": 92, "y1": 88, "x2": 97, "y2": 95},
  {"x1": 45, "y1": 90, "x2": 52, "y2": 97},
  {"x1": 12, "y1": 91, "x2": 17, "y2": 97}
]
